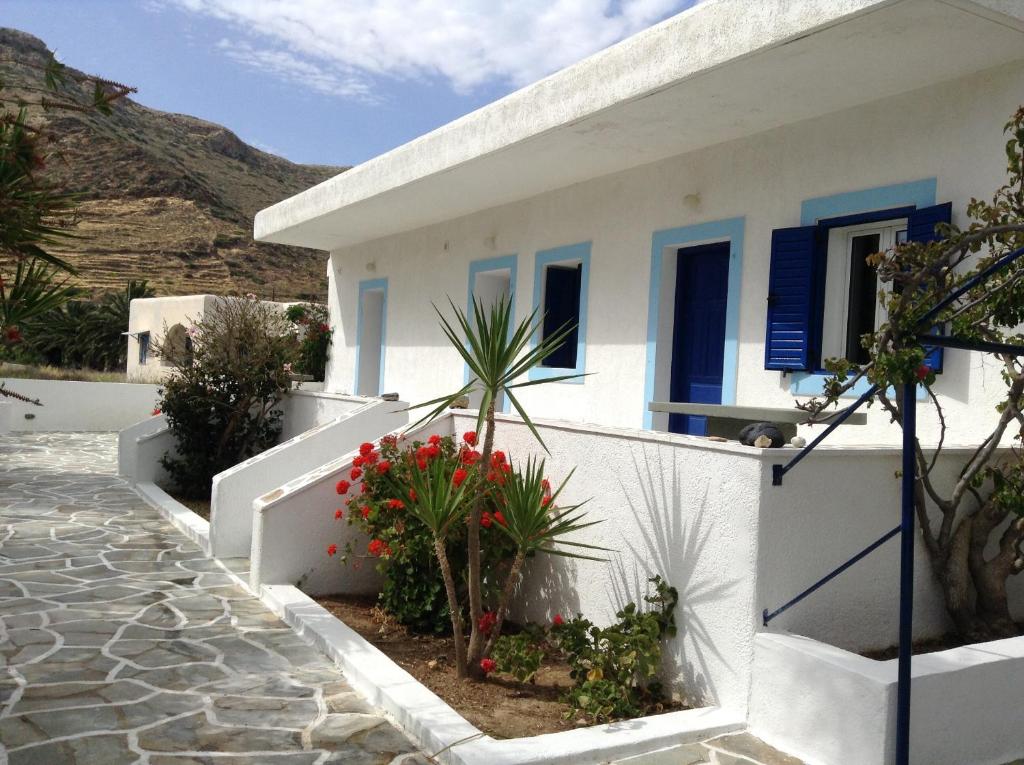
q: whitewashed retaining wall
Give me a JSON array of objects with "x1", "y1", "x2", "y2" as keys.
[
  {"x1": 749, "y1": 631, "x2": 1024, "y2": 765},
  {"x1": 250, "y1": 417, "x2": 450, "y2": 598},
  {"x1": 210, "y1": 397, "x2": 407, "y2": 559},
  {"x1": 1, "y1": 378, "x2": 160, "y2": 432},
  {"x1": 248, "y1": 408, "x2": 1024, "y2": 727},
  {"x1": 118, "y1": 413, "x2": 172, "y2": 483},
  {"x1": 279, "y1": 390, "x2": 368, "y2": 441}
]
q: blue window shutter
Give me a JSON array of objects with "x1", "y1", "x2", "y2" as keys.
[
  {"x1": 765, "y1": 226, "x2": 820, "y2": 371},
  {"x1": 908, "y1": 202, "x2": 952, "y2": 372}
]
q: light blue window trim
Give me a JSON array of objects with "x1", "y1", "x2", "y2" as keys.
[
  {"x1": 354, "y1": 277, "x2": 388, "y2": 395},
  {"x1": 641, "y1": 217, "x2": 745, "y2": 430},
  {"x1": 528, "y1": 242, "x2": 591, "y2": 383},
  {"x1": 464, "y1": 254, "x2": 518, "y2": 413},
  {"x1": 793, "y1": 178, "x2": 937, "y2": 397}
]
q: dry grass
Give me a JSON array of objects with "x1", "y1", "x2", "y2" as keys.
[{"x1": 0, "y1": 363, "x2": 130, "y2": 383}]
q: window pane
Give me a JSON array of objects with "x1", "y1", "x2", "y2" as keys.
[
  {"x1": 845, "y1": 233, "x2": 880, "y2": 363},
  {"x1": 541, "y1": 264, "x2": 581, "y2": 368}
]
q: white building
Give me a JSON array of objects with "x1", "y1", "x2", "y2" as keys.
[
  {"x1": 255, "y1": 0, "x2": 1024, "y2": 447},
  {"x1": 126, "y1": 295, "x2": 304, "y2": 382},
  {"x1": 229, "y1": 3, "x2": 1024, "y2": 762}
]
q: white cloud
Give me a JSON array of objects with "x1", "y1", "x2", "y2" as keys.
[{"x1": 166, "y1": 0, "x2": 695, "y2": 99}]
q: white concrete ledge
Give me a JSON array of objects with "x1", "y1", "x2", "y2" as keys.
[
  {"x1": 749, "y1": 630, "x2": 1024, "y2": 765},
  {"x1": 259, "y1": 583, "x2": 744, "y2": 765},
  {"x1": 135, "y1": 481, "x2": 211, "y2": 557}
]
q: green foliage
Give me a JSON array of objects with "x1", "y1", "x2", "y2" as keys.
[
  {"x1": 286, "y1": 303, "x2": 331, "y2": 381},
  {"x1": 158, "y1": 296, "x2": 296, "y2": 498},
  {"x1": 409, "y1": 296, "x2": 584, "y2": 450},
  {"x1": 555, "y1": 576, "x2": 678, "y2": 723},
  {"x1": 338, "y1": 433, "x2": 517, "y2": 634},
  {"x1": 19, "y1": 280, "x2": 154, "y2": 370},
  {"x1": 491, "y1": 632, "x2": 544, "y2": 682},
  {"x1": 0, "y1": 258, "x2": 80, "y2": 347}
]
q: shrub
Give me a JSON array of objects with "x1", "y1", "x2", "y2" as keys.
[
  {"x1": 335, "y1": 433, "x2": 518, "y2": 633},
  {"x1": 157, "y1": 295, "x2": 296, "y2": 498},
  {"x1": 491, "y1": 631, "x2": 545, "y2": 683},
  {"x1": 285, "y1": 303, "x2": 331, "y2": 381},
  {"x1": 554, "y1": 576, "x2": 678, "y2": 723}
]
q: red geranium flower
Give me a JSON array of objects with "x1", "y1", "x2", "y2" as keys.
[
  {"x1": 426, "y1": 444, "x2": 440, "y2": 459},
  {"x1": 481, "y1": 512, "x2": 493, "y2": 529},
  {"x1": 350, "y1": 467, "x2": 363, "y2": 480},
  {"x1": 319, "y1": 323, "x2": 330, "y2": 333},
  {"x1": 541, "y1": 495, "x2": 552, "y2": 508},
  {"x1": 334, "y1": 509, "x2": 343, "y2": 520},
  {"x1": 463, "y1": 431, "x2": 477, "y2": 446},
  {"x1": 552, "y1": 613, "x2": 564, "y2": 627},
  {"x1": 381, "y1": 435, "x2": 398, "y2": 448},
  {"x1": 478, "y1": 611, "x2": 497, "y2": 635},
  {"x1": 377, "y1": 460, "x2": 392, "y2": 475},
  {"x1": 361, "y1": 506, "x2": 371, "y2": 519},
  {"x1": 359, "y1": 442, "x2": 374, "y2": 457},
  {"x1": 408, "y1": 489, "x2": 417, "y2": 503},
  {"x1": 480, "y1": 658, "x2": 496, "y2": 674},
  {"x1": 327, "y1": 544, "x2": 337, "y2": 557},
  {"x1": 151, "y1": 408, "x2": 161, "y2": 416},
  {"x1": 387, "y1": 498, "x2": 405, "y2": 510},
  {"x1": 364, "y1": 451, "x2": 379, "y2": 464},
  {"x1": 493, "y1": 510, "x2": 507, "y2": 527},
  {"x1": 916, "y1": 364, "x2": 931, "y2": 382},
  {"x1": 453, "y1": 468, "x2": 468, "y2": 487},
  {"x1": 460, "y1": 449, "x2": 481, "y2": 466},
  {"x1": 361, "y1": 482, "x2": 371, "y2": 494},
  {"x1": 368, "y1": 539, "x2": 388, "y2": 557},
  {"x1": 491, "y1": 451, "x2": 506, "y2": 466},
  {"x1": 428, "y1": 434, "x2": 442, "y2": 446},
  {"x1": 335, "y1": 480, "x2": 350, "y2": 495},
  {"x1": 541, "y1": 478, "x2": 551, "y2": 492},
  {"x1": 416, "y1": 458, "x2": 428, "y2": 471}
]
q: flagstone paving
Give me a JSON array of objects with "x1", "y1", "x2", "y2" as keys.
[{"x1": 0, "y1": 432, "x2": 425, "y2": 765}]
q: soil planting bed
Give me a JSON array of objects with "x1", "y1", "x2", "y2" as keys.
[
  {"x1": 861, "y1": 623, "x2": 1024, "y2": 661},
  {"x1": 317, "y1": 593, "x2": 681, "y2": 739}
]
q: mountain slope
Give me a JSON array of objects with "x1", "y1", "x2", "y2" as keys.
[{"x1": 0, "y1": 28, "x2": 344, "y2": 300}]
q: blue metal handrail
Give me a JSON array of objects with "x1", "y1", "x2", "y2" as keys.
[{"x1": 763, "y1": 525, "x2": 900, "y2": 626}]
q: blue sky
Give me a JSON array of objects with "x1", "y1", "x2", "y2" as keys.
[{"x1": 5, "y1": 1, "x2": 697, "y2": 167}]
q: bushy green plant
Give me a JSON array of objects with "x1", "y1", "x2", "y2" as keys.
[
  {"x1": 157, "y1": 295, "x2": 296, "y2": 498},
  {"x1": 554, "y1": 576, "x2": 678, "y2": 723},
  {"x1": 286, "y1": 302, "x2": 331, "y2": 381},
  {"x1": 490, "y1": 632, "x2": 545, "y2": 683},
  {"x1": 333, "y1": 432, "x2": 517, "y2": 634}
]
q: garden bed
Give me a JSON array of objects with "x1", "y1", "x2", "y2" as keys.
[
  {"x1": 316, "y1": 593, "x2": 683, "y2": 740},
  {"x1": 163, "y1": 487, "x2": 211, "y2": 520},
  {"x1": 861, "y1": 622, "x2": 1024, "y2": 660}
]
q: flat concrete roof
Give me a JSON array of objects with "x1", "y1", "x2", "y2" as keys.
[{"x1": 255, "y1": 0, "x2": 1024, "y2": 252}]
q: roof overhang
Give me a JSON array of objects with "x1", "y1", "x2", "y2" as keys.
[{"x1": 254, "y1": 0, "x2": 1024, "y2": 252}]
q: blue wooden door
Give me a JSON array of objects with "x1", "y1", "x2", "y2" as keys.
[{"x1": 669, "y1": 242, "x2": 730, "y2": 435}]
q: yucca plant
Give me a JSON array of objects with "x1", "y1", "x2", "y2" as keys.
[
  {"x1": 377, "y1": 454, "x2": 479, "y2": 675},
  {"x1": 483, "y1": 457, "x2": 605, "y2": 656},
  {"x1": 407, "y1": 295, "x2": 589, "y2": 678}
]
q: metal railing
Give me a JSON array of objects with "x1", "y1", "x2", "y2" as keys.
[{"x1": 765, "y1": 242, "x2": 1024, "y2": 765}]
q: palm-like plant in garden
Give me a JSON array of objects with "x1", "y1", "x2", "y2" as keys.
[{"x1": 407, "y1": 296, "x2": 591, "y2": 677}]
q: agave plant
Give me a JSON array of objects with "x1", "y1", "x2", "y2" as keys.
[
  {"x1": 407, "y1": 295, "x2": 590, "y2": 678},
  {"x1": 377, "y1": 454, "x2": 479, "y2": 675},
  {"x1": 482, "y1": 456, "x2": 605, "y2": 655}
]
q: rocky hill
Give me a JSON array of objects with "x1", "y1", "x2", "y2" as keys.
[{"x1": 0, "y1": 28, "x2": 344, "y2": 300}]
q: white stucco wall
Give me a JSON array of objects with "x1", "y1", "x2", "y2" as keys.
[
  {"x1": 126, "y1": 295, "x2": 215, "y2": 383},
  {"x1": 749, "y1": 631, "x2": 1024, "y2": 765},
  {"x1": 210, "y1": 397, "x2": 407, "y2": 559},
  {"x1": 280, "y1": 390, "x2": 368, "y2": 441},
  {"x1": 321, "y1": 60, "x2": 1024, "y2": 448},
  {"x1": 1, "y1": 379, "x2": 160, "y2": 432}
]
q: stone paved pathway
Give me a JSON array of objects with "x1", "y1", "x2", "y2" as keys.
[{"x1": 0, "y1": 432, "x2": 425, "y2": 765}]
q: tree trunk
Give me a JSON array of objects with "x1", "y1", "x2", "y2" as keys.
[
  {"x1": 936, "y1": 518, "x2": 990, "y2": 641},
  {"x1": 483, "y1": 549, "x2": 526, "y2": 658},
  {"x1": 465, "y1": 400, "x2": 496, "y2": 679},
  {"x1": 433, "y1": 537, "x2": 468, "y2": 677},
  {"x1": 968, "y1": 500, "x2": 1022, "y2": 639}
]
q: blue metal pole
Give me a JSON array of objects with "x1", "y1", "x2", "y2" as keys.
[{"x1": 896, "y1": 382, "x2": 917, "y2": 765}]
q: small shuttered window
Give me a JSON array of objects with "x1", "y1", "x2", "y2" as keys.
[{"x1": 764, "y1": 202, "x2": 951, "y2": 373}]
